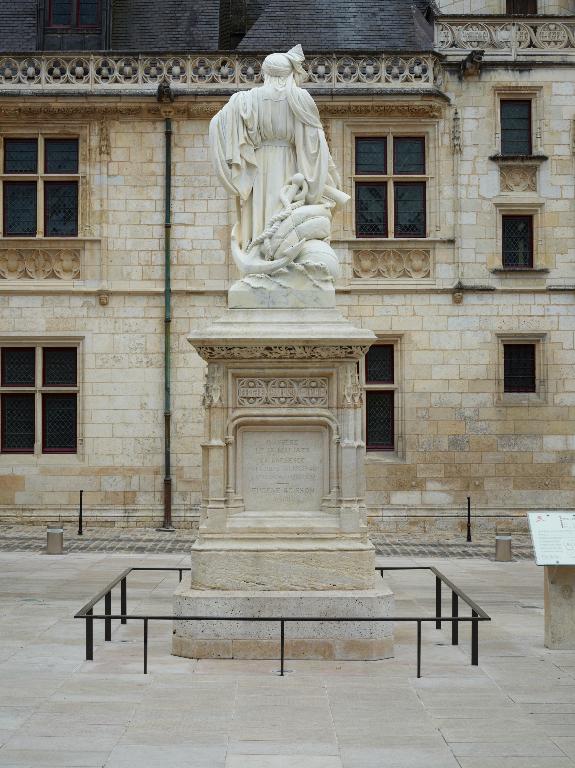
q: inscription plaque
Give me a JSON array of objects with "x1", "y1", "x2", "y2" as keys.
[
  {"x1": 528, "y1": 512, "x2": 575, "y2": 566},
  {"x1": 241, "y1": 429, "x2": 325, "y2": 512}
]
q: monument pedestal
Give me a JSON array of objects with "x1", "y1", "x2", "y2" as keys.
[{"x1": 173, "y1": 307, "x2": 394, "y2": 660}]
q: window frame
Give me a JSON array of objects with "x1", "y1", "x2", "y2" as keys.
[
  {"x1": 0, "y1": 393, "x2": 35, "y2": 454},
  {"x1": 1, "y1": 134, "x2": 81, "y2": 239},
  {"x1": 506, "y1": 0, "x2": 537, "y2": 14},
  {"x1": 500, "y1": 99, "x2": 532, "y2": 156},
  {"x1": 501, "y1": 214, "x2": 534, "y2": 270},
  {"x1": 362, "y1": 340, "x2": 403, "y2": 456},
  {"x1": 503, "y1": 343, "x2": 536, "y2": 394},
  {"x1": 48, "y1": 0, "x2": 100, "y2": 29},
  {"x1": 496, "y1": 333, "x2": 546, "y2": 405},
  {"x1": 0, "y1": 341, "x2": 81, "y2": 456},
  {"x1": 352, "y1": 132, "x2": 429, "y2": 240}
]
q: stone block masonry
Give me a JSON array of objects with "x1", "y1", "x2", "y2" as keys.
[{"x1": 0, "y1": 62, "x2": 574, "y2": 532}]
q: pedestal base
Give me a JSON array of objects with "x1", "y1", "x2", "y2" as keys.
[
  {"x1": 545, "y1": 565, "x2": 575, "y2": 650},
  {"x1": 172, "y1": 577, "x2": 394, "y2": 661}
]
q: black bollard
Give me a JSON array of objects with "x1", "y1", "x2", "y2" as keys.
[{"x1": 78, "y1": 489, "x2": 83, "y2": 536}]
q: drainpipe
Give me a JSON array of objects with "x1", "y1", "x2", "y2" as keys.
[{"x1": 158, "y1": 114, "x2": 174, "y2": 531}]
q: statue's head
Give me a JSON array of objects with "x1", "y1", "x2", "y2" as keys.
[{"x1": 262, "y1": 44, "x2": 306, "y2": 85}]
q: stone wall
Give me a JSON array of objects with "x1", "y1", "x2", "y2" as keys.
[{"x1": 1, "y1": 61, "x2": 574, "y2": 531}]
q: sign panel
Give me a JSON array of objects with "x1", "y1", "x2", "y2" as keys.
[
  {"x1": 528, "y1": 512, "x2": 575, "y2": 566},
  {"x1": 241, "y1": 428, "x2": 325, "y2": 512}
]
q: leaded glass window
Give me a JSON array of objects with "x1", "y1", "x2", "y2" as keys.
[
  {"x1": 394, "y1": 182, "x2": 425, "y2": 238},
  {"x1": 502, "y1": 215, "x2": 533, "y2": 268},
  {"x1": 44, "y1": 182, "x2": 78, "y2": 237},
  {"x1": 394, "y1": 137, "x2": 425, "y2": 175},
  {"x1": 2, "y1": 135, "x2": 80, "y2": 238},
  {"x1": 356, "y1": 183, "x2": 387, "y2": 237},
  {"x1": 366, "y1": 391, "x2": 394, "y2": 450},
  {"x1": 356, "y1": 138, "x2": 386, "y2": 175},
  {"x1": 364, "y1": 343, "x2": 396, "y2": 452},
  {"x1": 366, "y1": 345, "x2": 394, "y2": 384},
  {"x1": 353, "y1": 133, "x2": 426, "y2": 239},
  {"x1": 45, "y1": 139, "x2": 78, "y2": 174},
  {"x1": 43, "y1": 347, "x2": 77, "y2": 387},
  {"x1": 79, "y1": 0, "x2": 99, "y2": 26},
  {"x1": 0, "y1": 344, "x2": 78, "y2": 454},
  {"x1": 1, "y1": 348, "x2": 35, "y2": 387},
  {"x1": 50, "y1": 0, "x2": 72, "y2": 25},
  {"x1": 3, "y1": 182, "x2": 37, "y2": 236},
  {"x1": 501, "y1": 100, "x2": 532, "y2": 155},
  {"x1": 43, "y1": 394, "x2": 76, "y2": 452},
  {"x1": 4, "y1": 139, "x2": 38, "y2": 174},
  {"x1": 1, "y1": 394, "x2": 35, "y2": 452},
  {"x1": 504, "y1": 344, "x2": 536, "y2": 393}
]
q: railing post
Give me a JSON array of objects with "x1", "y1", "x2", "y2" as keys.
[
  {"x1": 417, "y1": 620, "x2": 422, "y2": 679},
  {"x1": 452, "y1": 592, "x2": 459, "y2": 646},
  {"x1": 435, "y1": 576, "x2": 442, "y2": 629},
  {"x1": 143, "y1": 618, "x2": 148, "y2": 674},
  {"x1": 280, "y1": 620, "x2": 285, "y2": 677},
  {"x1": 471, "y1": 610, "x2": 479, "y2": 666},
  {"x1": 105, "y1": 590, "x2": 111, "y2": 641},
  {"x1": 86, "y1": 608, "x2": 93, "y2": 661},
  {"x1": 120, "y1": 577, "x2": 127, "y2": 625}
]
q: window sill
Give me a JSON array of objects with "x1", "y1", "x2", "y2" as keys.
[
  {"x1": 489, "y1": 154, "x2": 548, "y2": 165},
  {"x1": 496, "y1": 393, "x2": 546, "y2": 406},
  {"x1": 365, "y1": 451, "x2": 405, "y2": 463},
  {"x1": 491, "y1": 268, "x2": 549, "y2": 275}
]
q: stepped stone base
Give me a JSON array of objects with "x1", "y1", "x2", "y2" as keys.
[{"x1": 172, "y1": 576, "x2": 394, "y2": 661}]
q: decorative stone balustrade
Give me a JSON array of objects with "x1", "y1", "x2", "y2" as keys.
[
  {"x1": 436, "y1": 18, "x2": 575, "y2": 55},
  {"x1": 0, "y1": 53, "x2": 443, "y2": 90}
]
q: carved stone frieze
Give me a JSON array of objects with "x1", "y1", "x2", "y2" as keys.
[
  {"x1": 196, "y1": 345, "x2": 370, "y2": 361},
  {"x1": 500, "y1": 165, "x2": 537, "y2": 193},
  {"x1": 343, "y1": 367, "x2": 362, "y2": 407},
  {"x1": 353, "y1": 249, "x2": 431, "y2": 280},
  {"x1": 236, "y1": 377, "x2": 329, "y2": 407},
  {"x1": 0, "y1": 249, "x2": 81, "y2": 280},
  {"x1": 203, "y1": 364, "x2": 223, "y2": 407},
  {"x1": 318, "y1": 103, "x2": 442, "y2": 119}
]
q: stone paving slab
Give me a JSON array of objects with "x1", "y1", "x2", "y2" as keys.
[
  {"x1": 0, "y1": 552, "x2": 573, "y2": 768},
  {"x1": 0, "y1": 525, "x2": 534, "y2": 559}
]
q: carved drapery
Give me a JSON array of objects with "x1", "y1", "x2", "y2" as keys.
[
  {"x1": 196, "y1": 345, "x2": 370, "y2": 361},
  {"x1": 353, "y1": 249, "x2": 431, "y2": 280},
  {"x1": 0, "y1": 249, "x2": 81, "y2": 280}
]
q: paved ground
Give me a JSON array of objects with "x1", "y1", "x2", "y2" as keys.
[
  {"x1": 1, "y1": 549, "x2": 574, "y2": 767},
  {"x1": 0, "y1": 525, "x2": 534, "y2": 559}
]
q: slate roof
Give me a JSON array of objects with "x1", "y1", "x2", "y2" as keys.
[
  {"x1": 238, "y1": 0, "x2": 434, "y2": 51},
  {"x1": 111, "y1": 0, "x2": 221, "y2": 51},
  {"x1": 0, "y1": 0, "x2": 433, "y2": 53},
  {"x1": 0, "y1": 0, "x2": 38, "y2": 52}
]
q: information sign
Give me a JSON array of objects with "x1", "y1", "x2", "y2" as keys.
[{"x1": 528, "y1": 512, "x2": 575, "y2": 566}]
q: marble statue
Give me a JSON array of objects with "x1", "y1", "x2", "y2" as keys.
[{"x1": 209, "y1": 45, "x2": 349, "y2": 306}]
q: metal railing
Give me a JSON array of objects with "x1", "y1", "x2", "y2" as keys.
[
  {"x1": 74, "y1": 565, "x2": 490, "y2": 677},
  {"x1": 0, "y1": 52, "x2": 444, "y2": 90},
  {"x1": 436, "y1": 17, "x2": 575, "y2": 56}
]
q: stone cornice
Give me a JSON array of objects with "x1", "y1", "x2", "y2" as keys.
[{"x1": 0, "y1": 100, "x2": 444, "y2": 121}]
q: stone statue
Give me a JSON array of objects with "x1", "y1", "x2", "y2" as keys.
[{"x1": 209, "y1": 45, "x2": 349, "y2": 307}]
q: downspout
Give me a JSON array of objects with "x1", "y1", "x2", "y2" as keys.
[{"x1": 158, "y1": 113, "x2": 174, "y2": 530}]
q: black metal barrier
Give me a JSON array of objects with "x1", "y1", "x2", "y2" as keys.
[{"x1": 75, "y1": 566, "x2": 491, "y2": 678}]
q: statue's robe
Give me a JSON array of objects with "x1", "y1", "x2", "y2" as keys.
[{"x1": 209, "y1": 79, "x2": 341, "y2": 251}]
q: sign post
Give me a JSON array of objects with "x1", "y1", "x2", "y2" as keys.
[{"x1": 528, "y1": 512, "x2": 575, "y2": 650}]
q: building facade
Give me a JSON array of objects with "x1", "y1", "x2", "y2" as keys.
[{"x1": 0, "y1": 0, "x2": 574, "y2": 533}]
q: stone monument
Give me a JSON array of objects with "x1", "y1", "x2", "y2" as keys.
[{"x1": 173, "y1": 45, "x2": 394, "y2": 660}]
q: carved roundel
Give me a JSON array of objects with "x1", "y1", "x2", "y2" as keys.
[
  {"x1": 0, "y1": 250, "x2": 26, "y2": 279},
  {"x1": 268, "y1": 379, "x2": 298, "y2": 405},
  {"x1": 25, "y1": 251, "x2": 52, "y2": 279}
]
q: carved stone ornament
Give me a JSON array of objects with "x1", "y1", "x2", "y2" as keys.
[
  {"x1": 203, "y1": 365, "x2": 223, "y2": 407},
  {"x1": 343, "y1": 367, "x2": 362, "y2": 407},
  {"x1": 237, "y1": 377, "x2": 329, "y2": 407},
  {"x1": 353, "y1": 249, "x2": 431, "y2": 280},
  {"x1": 196, "y1": 345, "x2": 370, "y2": 361},
  {"x1": 500, "y1": 165, "x2": 537, "y2": 193},
  {"x1": 0, "y1": 249, "x2": 80, "y2": 280}
]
